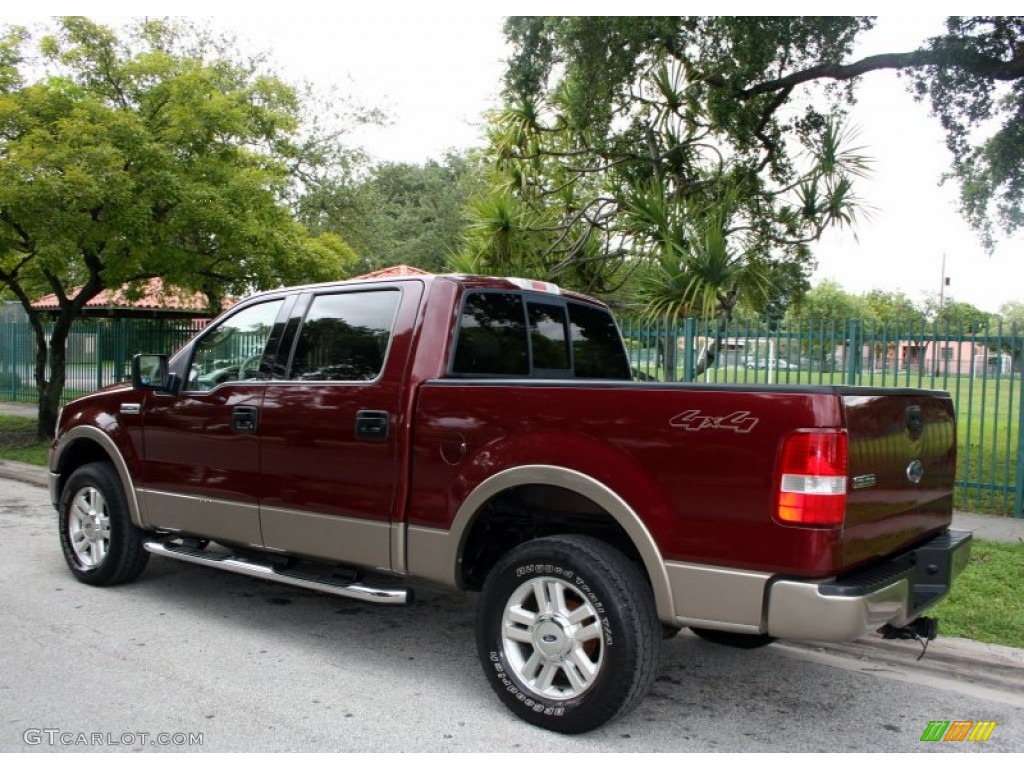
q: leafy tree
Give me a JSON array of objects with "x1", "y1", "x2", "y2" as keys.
[
  {"x1": 0, "y1": 18, "x2": 359, "y2": 436},
  {"x1": 349, "y1": 153, "x2": 483, "y2": 273},
  {"x1": 688, "y1": 16, "x2": 1023, "y2": 250},
  {"x1": 998, "y1": 300, "x2": 1024, "y2": 332},
  {"x1": 786, "y1": 280, "x2": 866, "y2": 325},
  {"x1": 466, "y1": 18, "x2": 873, "y2": 330},
  {"x1": 924, "y1": 296, "x2": 994, "y2": 332},
  {"x1": 478, "y1": 16, "x2": 1024, "y2": 294},
  {"x1": 862, "y1": 289, "x2": 928, "y2": 329},
  {"x1": 996, "y1": 300, "x2": 1024, "y2": 367},
  {"x1": 785, "y1": 280, "x2": 867, "y2": 370}
]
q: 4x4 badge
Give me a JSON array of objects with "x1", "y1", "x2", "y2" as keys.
[{"x1": 670, "y1": 410, "x2": 758, "y2": 434}]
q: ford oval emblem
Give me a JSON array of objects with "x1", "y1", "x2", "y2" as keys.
[{"x1": 906, "y1": 459, "x2": 924, "y2": 484}]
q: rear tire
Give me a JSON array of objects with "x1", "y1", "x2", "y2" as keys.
[
  {"x1": 58, "y1": 462, "x2": 149, "y2": 586},
  {"x1": 476, "y1": 535, "x2": 661, "y2": 733}
]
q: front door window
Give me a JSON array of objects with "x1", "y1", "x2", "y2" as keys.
[{"x1": 186, "y1": 300, "x2": 284, "y2": 391}]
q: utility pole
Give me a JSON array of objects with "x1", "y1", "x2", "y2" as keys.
[{"x1": 939, "y1": 252, "x2": 948, "y2": 316}]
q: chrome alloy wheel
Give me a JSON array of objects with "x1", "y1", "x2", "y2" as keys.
[
  {"x1": 67, "y1": 486, "x2": 111, "y2": 568},
  {"x1": 501, "y1": 576, "x2": 605, "y2": 700}
]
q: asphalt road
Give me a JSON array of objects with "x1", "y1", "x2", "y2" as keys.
[{"x1": 2, "y1": 477, "x2": 1022, "y2": 752}]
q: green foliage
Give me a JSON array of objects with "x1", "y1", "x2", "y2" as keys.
[
  {"x1": 348, "y1": 153, "x2": 483, "y2": 273},
  {"x1": 786, "y1": 282, "x2": 994, "y2": 332},
  {"x1": 467, "y1": 17, "x2": 878, "y2": 325},
  {"x1": 910, "y1": 18, "x2": 1024, "y2": 249},
  {"x1": 0, "y1": 17, "x2": 362, "y2": 435},
  {"x1": 997, "y1": 300, "x2": 1024, "y2": 331},
  {"x1": 932, "y1": 540, "x2": 1024, "y2": 648},
  {"x1": 626, "y1": 183, "x2": 772, "y2": 322},
  {"x1": 861, "y1": 289, "x2": 928, "y2": 328},
  {"x1": 785, "y1": 280, "x2": 866, "y2": 325},
  {"x1": 477, "y1": 14, "x2": 1024, "y2": 326},
  {"x1": 924, "y1": 296, "x2": 995, "y2": 330}
]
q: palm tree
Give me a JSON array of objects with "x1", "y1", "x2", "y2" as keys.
[{"x1": 626, "y1": 182, "x2": 770, "y2": 380}]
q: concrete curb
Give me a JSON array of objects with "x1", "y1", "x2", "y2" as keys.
[
  {"x1": 0, "y1": 459, "x2": 49, "y2": 489},
  {"x1": 781, "y1": 634, "x2": 1024, "y2": 701}
]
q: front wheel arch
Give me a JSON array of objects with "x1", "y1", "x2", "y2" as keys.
[{"x1": 52, "y1": 426, "x2": 146, "y2": 529}]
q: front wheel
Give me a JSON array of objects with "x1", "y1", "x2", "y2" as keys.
[
  {"x1": 58, "y1": 462, "x2": 149, "y2": 586},
  {"x1": 476, "y1": 535, "x2": 661, "y2": 733}
]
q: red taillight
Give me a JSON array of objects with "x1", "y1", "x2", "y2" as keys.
[{"x1": 774, "y1": 430, "x2": 848, "y2": 526}]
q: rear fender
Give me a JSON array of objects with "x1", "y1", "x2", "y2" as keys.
[{"x1": 449, "y1": 462, "x2": 676, "y2": 624}]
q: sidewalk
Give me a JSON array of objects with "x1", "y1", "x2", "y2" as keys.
[
  {"x1": 952, "y1": 510, "x2": 1024, "y2": 544},
  {"x1": 0, "y1": 402, "x2": 37, "y2": 418}
]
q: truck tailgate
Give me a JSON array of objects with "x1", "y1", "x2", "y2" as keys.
[{"x1": 841, "y1": 390, "x2": 957, "y2": 571}]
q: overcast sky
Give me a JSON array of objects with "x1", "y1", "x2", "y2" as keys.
[{"x1": 16, "y1": 11, "x2": 1024, "y2": 314}]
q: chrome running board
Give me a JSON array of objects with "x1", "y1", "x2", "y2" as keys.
[{"x1": 144, "y1": 541, "x2": 412, "y2": 605}]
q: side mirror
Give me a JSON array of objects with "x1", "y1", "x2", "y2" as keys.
[{"x1": 132, "y1": 354, "x2": 171, "y2": 392}]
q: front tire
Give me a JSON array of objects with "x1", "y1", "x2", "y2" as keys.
[
  {"x1": 476, "y1": 535, "x2": 661, "y2": 733},
  {"x1": 58, "y1": 462, "x2": 149, "y2": 586}
]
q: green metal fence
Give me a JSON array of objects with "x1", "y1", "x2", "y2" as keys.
[
  {"x1": 1, "y1": 317, "x2": 199, "y2": 403},
  {"x1": 2, "y1": 314, "x2": 1022, "y2": 516},
  {"x1": 619, "y1": 316, "x2": 1024, "y2": 518}
]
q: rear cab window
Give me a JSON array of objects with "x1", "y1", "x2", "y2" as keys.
[{"x1": 451, "y1": 291, "x2": 630, "y2": 380}]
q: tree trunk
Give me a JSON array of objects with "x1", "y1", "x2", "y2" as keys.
[
  {"x1": 690, "y1": 301, "x2": 735, "y2": 380},
  {"x1": 660, "y1": 334, "x2": 678, "y2": 382},
  {"x1": 33, "y1": 310, "x2": 73, "y2": 439}
]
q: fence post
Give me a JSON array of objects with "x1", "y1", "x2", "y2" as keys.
[
  {"x1": 93, "y1": 322, "x2": 102, "y2": 392},
  {"x1": 682, "y1": 317, "x2": 695, "y2": 382},
  {"x1": 1015, "y1": 358, "x2": 1024, "y2": 518},
  {"x1": 662, "y1": 320, "x2": 676, "y2": 383},
  {"x1": 115, "y1": 317, "x2": 127, "y2": 384},
  {"x1": 846, "y1": 319, "x2": 859, "y2": 386}
]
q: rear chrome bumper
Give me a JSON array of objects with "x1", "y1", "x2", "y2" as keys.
[{"x1": 766, "y1": 529, "x2": 973, "y2": 642}]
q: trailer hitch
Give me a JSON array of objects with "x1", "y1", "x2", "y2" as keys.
[{"x1": 879, "y1": 616, "x2": 938, "y2": 660}]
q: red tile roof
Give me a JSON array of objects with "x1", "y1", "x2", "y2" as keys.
[
  {"x1": 354, "y1": 264, "x2": 432, "y2": 280},
  {"x1": 31, "y1": 277, "x2": 216, "y2": 313}
]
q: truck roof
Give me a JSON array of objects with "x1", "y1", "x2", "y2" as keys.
[{"x1": 241, "y1": 273, "x2": 609, "y2": 309}]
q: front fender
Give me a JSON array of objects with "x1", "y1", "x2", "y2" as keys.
[{"x1": 50, "y1": 424, "x2": 147, "y2": 529}]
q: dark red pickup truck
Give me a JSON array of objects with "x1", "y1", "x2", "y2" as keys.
[{"x1": 50, "y1": 273, "x2": 971, "y2": 733}]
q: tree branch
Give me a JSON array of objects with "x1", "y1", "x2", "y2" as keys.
[{"x1": 704, "y1": 47, "x2": 1024, "y2": 98}]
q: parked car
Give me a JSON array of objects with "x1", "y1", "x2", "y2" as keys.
[{"x1": 746, "y1": 357, "x2": 796, "y2": 370}]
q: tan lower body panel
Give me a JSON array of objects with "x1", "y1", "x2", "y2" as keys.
[
  {"x1": 405, "y1": 525, "x2": 458, "y2": 587},
  {"x1": 665, "y1": 561, "x2": 771, "y2": 633},
  {"x1": 137, "y1": 488, "x2": 263, "y2": 548},
  {"x1": 260, "y1": 505, "x2": 392, "y2": 571}
]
